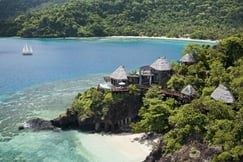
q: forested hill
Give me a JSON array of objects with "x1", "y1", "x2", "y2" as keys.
[
  {"x1": 0, "y1": 0, "x2": 243, "y2": 39},
  {"x1": 0, "y1": 0, "x2": 68, "y2": 19}
]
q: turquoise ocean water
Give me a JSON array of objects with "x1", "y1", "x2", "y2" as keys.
[{"x1": 0, "y1": 37, "x2": 215, "y2": 162}]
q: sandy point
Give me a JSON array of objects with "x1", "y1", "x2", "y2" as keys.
[{"x1": 76, "y1": 132, "x2": 158, "y2": 162}]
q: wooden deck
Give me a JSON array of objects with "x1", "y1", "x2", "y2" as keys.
[
  {"x1": 98, "y1": 84, "x2": 190, "y2": 101},
  {"x1": 110, "y1": 87, "x2": 129, "y2": 92},
  {"x1": 160, "y1": 88, "x2": 190, "y2": 100},
  {"x1": 109, "y1": 87, "x2": 190, "y2": 100},
  {"x1": 135, "y1": 84, "x2": 150, "y2": 89},
  {"x1": 135, "y1": 85, "x2": 189, "y2": 100}
]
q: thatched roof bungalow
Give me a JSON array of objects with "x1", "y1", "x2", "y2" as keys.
[
  {"x1": 139, "y1": 57, "x2": 172, "y2": 85},
  {"x1": 110, "y1": 65, "x2": 129, "y2": 86},
  {"x1": 180, "y1": 53, "x2": 196, "y2": 64},
  {"x1": 150, "y1": 57, "x2": 172, "y2": 71},
  {"x1": 110, "y1": 65, "x2": 128, "y2": 80},
  {"x1": 181, "y1": 84, "x2": 196, "y2": 96},
  {"x1": 211, "y1": 85, "x2": 235, "y2": 104},
  {"x1": 139, "y1": 65, "x2": 154, "y2": 85}
]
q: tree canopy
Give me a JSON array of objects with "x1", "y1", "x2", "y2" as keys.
[{"x1": 131, "y1": 34, "x2": 243, "y2": 161}]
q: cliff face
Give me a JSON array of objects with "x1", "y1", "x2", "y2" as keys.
[
  {"x1": 19, "y1": 87, "x2": 143, "y2": 132},
  {"x1": 51, "y1": 87, "x2": 144, "y2": 132},
  {"x1": 51, "y1": 109, "x2": 79, "y2": 129}
]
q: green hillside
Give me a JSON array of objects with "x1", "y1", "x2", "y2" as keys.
[
  {"x1": 133, "y1": 33, "x2": 243, "y2": 161},
  {"x1": 0, "y1": 0, "x2": 242, "y2": 39},
  {"x1": 0, "y1": 0, "x2": 67, "y2": 19}
]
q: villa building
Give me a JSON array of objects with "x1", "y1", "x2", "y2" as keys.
[
  {"x1": 180, "y1": 53, "x2": 196, "y2": 65},
  {"x1": 103, "y1": 65, "x2": 139, "y2": 87},
  {"x1": 181, "y1": 84, "x2": 196, "y2": 96},
  {"x1": 103, "y1": 57, "x2": 173, "y2": 88},
  {"x1": 109, "y1": 65, "x2": 129, "y2": 86},
  {"x1": 101, "y1": 57, "x2": 172, "y2": 89},
  {"x1": 139, "y1": 57, "x2": 172, "y2": 86},
  {"x1": 211, "y1": 85, "x2": 235, "y2": 104}
]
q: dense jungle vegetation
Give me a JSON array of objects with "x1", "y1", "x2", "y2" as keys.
[
  {"x1": 70, "y1": 34, "x2": 243, "y2": 161},
  {"x1": 0, "y1": 0, "x2": 68, "y2": 19},
  {"x1": 132, "y1": 34, "x2": 243, "y2": 161},
  {"x1": 0, "y1": 0, "x2": 242, "y2": 39}
]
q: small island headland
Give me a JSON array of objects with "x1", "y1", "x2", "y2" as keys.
[{"x1": 19, "y1": 34, "x2": 243, "y2": 162}]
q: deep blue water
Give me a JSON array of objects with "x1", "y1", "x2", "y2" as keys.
[
  {"x1": 0, "y1": 37, "x2": 214, "y2": 95},
  {"x1": 0, "y1": 37, "x2": 215, "y2": 162}
]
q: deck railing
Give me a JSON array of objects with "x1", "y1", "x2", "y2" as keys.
[
  {"x1": 161, "y1": 88, "x2": 189, "y2": 99},
  {"x1": 110, "y1": 87, "x2": 129, "y2": 92},
  {"x1": 98, "y1": 84, "x2": 190, "y2": 100}
]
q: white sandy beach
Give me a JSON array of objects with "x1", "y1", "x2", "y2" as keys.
[
  {"x1": 76, "y1": 133, "x2": 156, "y2": 162},
  {"x1": 54, "y1": 35, "x2": 218, "y2": 43},
  {"x1": 109, "y1": 36, "x2": 218, "y2": 43}
]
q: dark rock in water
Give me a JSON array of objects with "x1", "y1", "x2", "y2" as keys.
[
  {"x1": 51, "y1": 109, "x2": 79, "y2": 130},
  {"x1": 19, "y1": 118, "x2": 59, "y2": 131},
  {"x1": 18, "y1": 125, "x2": 25, "y2": 130}
]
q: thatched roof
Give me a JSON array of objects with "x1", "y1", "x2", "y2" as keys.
[
  {"x1": 110, "y1": 65, "x2": 128, "y2": 80},
  {"x1": 150, "y1": 57, "x2": 172, "y2": 71},
  {"x1": 181, "y1": 84, "x2": 196, "y2": 96},
  {"x1": 211, "y1": 85, "x2": 235, "y2": 103},
  {"x1": 180, "y1": 53, "x2": 196, "y2": 63}
]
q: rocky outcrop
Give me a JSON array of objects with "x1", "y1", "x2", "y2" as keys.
[
  {"x1": 143, "y1": 139, "x2": 164, "y2": 162},
  {"x1": 51, "y1": 112, "x2": 97, "y2": 131},
  {"x1": 51, "y1": 108, "x2": 79, "y2": 130},
  {"x1": 144, "y1": 141, "x2": 222, "y2": 162},
  {"x1": 18, "y1": 118, "x2": 59, "y2": 131},
  {"x1": 50, "y1": 89, "x2": 144, "y2": 132},
  {"x1": 50, "y1": 107, "x2": 140, "y2": 132},
  {"x1": 18, "y1": 109, "x2": 92, "y2": 132},
  {"x1": 20, "y1": 99, "x2": 142, "y2": 133}
]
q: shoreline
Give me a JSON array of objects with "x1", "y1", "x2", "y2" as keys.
[
  {"x1": 77, "y1": 132, "x2": 157, "y2": 162},
  {"x1": 7, "y1": 36, "x2": 218, "y2": 43},
  {"x1": 109, "y1": 36, "x2": 218, "y2": 43}
]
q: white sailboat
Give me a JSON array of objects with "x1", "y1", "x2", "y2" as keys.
[{"x1": 22, "y1": 44, "x2": 33, "y2": 55}]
